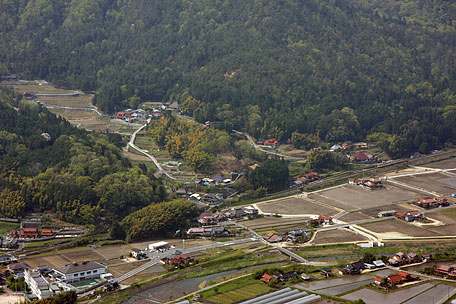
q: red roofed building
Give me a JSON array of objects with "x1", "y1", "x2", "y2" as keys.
[
  {"x1": 387, "y1": 274, "x2": 404, "y2": 285},
  {"x1": 19, "y1": 227, "x2": 39, "y2": 238},
  {"x1": 318, "y1": 216, "x2": 333, "y2": 225},
  {"x1": 264, "y1": 138, "x2": 279, "y2": 148},
  {"x1": 260, "y1": 273, "x2": 272, "y2": 284},
  {"x1": 40, "y1": 229, "x2": 54, "y2": 237},
  {"x1": 374, "y1": 277, "x2": 383, "y2": 285},
  {"x1": 303, "y1": 172, "x2": 320, "y2": 182},
  {"x1": 398, "y1": 271, "x2": 411, "y2": 280}
]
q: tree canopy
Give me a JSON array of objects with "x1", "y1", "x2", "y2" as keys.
[{"x1": 0, "y1": 0, "x2": 455, "y2": 157}]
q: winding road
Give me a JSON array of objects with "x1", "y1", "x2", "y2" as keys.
[{"x1": 232, "y1": 130, "x2": 305, "y2": 161}]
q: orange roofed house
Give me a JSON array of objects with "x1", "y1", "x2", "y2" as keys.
[{"x1": 260, "y1": 273, "x2": 273, "y2": 284}]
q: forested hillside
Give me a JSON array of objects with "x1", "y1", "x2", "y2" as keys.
[
  {"x1": 1, "y1": 0, "x2": 455, "y2": 156},
  {"x1": 0, "y1": 88, "x2": 193, "y2": 238}
]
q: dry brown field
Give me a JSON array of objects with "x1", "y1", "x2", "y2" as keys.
[
  {"x1": 360, "y1": 219, "x2": 439, "y2": 237},
  {"x1": 339, "y1": 212, "x2": 373, "y2": 222},
  {"x1": 121, "y1": 151, "x2": 151, "y2": 162},
  {"x1": 423, "y1": 158, "x2": 456, "y2": 169},
  {"x1": 94, "y1": 244, "x2": 132, "y2": 260},
  {"x1": 38, "y1": 96, "x2": 93, "y2": 107},
  {"x1": 308, "y1": 193, "x2": 355, "y2": 211},
  {"x1": 240, "y1": 217, "x2": 310, "y2": 230},
  {"x1": 256, "y1": 197, "x2": 338, "y2": 216},
  {"x1": 313, "y1": 228, "x2": 369, "y2": 244},
  {"x1": 425, "y1": 208, "x2": 456, "y2": 235},
  {"x1": 394, "y1": 172, "x2": 456, "y2": 195},
  {"x1": 313, "y1": 183, "x2": 423, "y2": 211}
]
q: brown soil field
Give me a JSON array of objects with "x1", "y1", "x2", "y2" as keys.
[
  {"x1": 425, "y1": 209, "x2": 456, "y2": 235},
  {"x1": 362, "y1": 204, "x2": 415, "y2": 217},
  {"x1": 313, "y1": 183, "x2": 423, "y2": 211},
  {"x1": 38, "y1": 95, "x2": 93, "y2": 108},
  {"x1": 426, "y1": 224, "x2": 456, "y2": 235},
  {"x1": 339, "y1": 212, "x2": 373, "y2": 222},
  {"x1": 256, "y1": 197, "x2": 338, "y2": 216},
  {"x1": 107, "y1": 261, "x2": 149, "y2": 277},
  {"x1": 63, "y1": 249, "x2": 105, "y2": 262},
  {"x1": 308, "y1": 193, "x2": 356, "y2": 211},
  {"x1": 94, "y1": 244, "x2": 132, "y2": 260},
  {"x1": 240, "y1": 217, "x2": 310, "y2": 230},
  {"x1": 313, "y1": 228, "x2": 368, "y2": 244},
  {"x1": 423, "y1": 158, "x2": 456, "y2": 169},
  {"x1": 360, "y1": 219, "x2": 439, "y2": 237},
  {"x1": 122, "y1": 151, "x2": 152, "y2": 162},
  {"x1": 394, "y1": 172, "x2": 456, "y2": 195},
  {"x1": 26, "y1": 255, "x2": 71, "y2": 269}
]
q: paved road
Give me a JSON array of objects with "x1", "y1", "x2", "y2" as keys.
[{"x1": 127, "y1": 120, "x2": 194, "y2": 182}]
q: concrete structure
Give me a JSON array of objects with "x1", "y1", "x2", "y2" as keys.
[
  {"x1": 148, "y1": 241, "x2": 169, "y2": 251},
  {"x1": 25, "y1": 270, "x2": 53, "y2": 299},
  {"x1": 54, "y1": 261, "x2": 106, "y2": 283}
]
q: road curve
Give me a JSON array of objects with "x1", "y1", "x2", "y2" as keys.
[{"x1": 232, "y1": 130, "x2": 304, "y2": 161}]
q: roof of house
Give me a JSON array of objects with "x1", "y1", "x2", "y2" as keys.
[
  {"x1": 407, "y1": 211, "x2": 422, "y2": 216},
  {"x1": 168, "y1": 101, "x2": 180, "y2": 110},
  {"x1": 398, "y1": 271, "x2": 409, "y2": 277},
  {"x1": 355, "y1": 154, "x2": 368, "y2": 160},
  {"x1": 175, "y1": 187, "x2": 188, "y2": 195},
  {"x1": 374, "y1": 277, "x2": 383, "y2": 282},
  {"x1": 436, "y1": 265, "x2": 452, "y2": 272},
  {"x1": 373, "y1": 260, "x2": 385, "y2": 266},
  {"x1": 22, "y1": 227, "x2": 38, "y2": 232},
  {"x1": 213, "y1": 174, "x2": 225, "y2": 181},
  {"x1": 261, "y1": 273, "x2": 272, "y2": 280},
  {"x1": 388, "y1": 274, "x2": 403, "y2": 283},
  {"x1": 57, "y1": 261, "x2": 105, "y2": 275},
  {"x1": 131, "y1": 248, "x2": 142, "y2": 253}
]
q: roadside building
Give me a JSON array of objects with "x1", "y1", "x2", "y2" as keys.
[
  {"x1": 25, "y1": 270, "x2": 58, "y2": 299},
  {"x1": 243, "y1": 206, "x2": 258, "y2": 215},
  {"x1": 374, "y1": 277, "x2": 383, "y2": 285},
  {"x1": 302, "y1": 172, "x2": 320, "y2": 182},
  {"x1": 373, "y1": 260, "x2": 386, "y2": 268},
  {"x1": 148, "y1": 242, "x2": 169, "y2": 251},
  {"x1": 131, "y1": 248, "x2": 144, "y2": 259},
  {"x1": 175, "y1": 187, "x2": 188, "y2": 197},
  {"x1": 279, "y1": 272, "x2": 298, "y2": 282},
  {"x1": 53, "y1": 261, "x2": 106, "y2": 283},
  {"x1": 378, "y1": 210, "x2": 396, "y2": 217},
  {"x1": 300, "y1": 273, "x2": 310, "y2": 280},
  {"x1": 263, "y1": 138, "x2": 279, "y2": 148}
]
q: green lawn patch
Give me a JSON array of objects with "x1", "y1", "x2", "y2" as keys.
[
  {"x1": 201, "y1": 275, "x2": 271, "y2": 303},
  {"x1": 205, "y1": 282, "x2": 271, "y2": 304},
  {"x1": 0, "y1": 222, "x2": 19, "y2": 234}
]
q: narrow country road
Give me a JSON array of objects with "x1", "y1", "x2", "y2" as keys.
[{"x1": 232, "y1": 130, "x2": 305, "y2": 161}]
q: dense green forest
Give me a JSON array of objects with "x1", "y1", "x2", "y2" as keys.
[
  {"x1": 0, "y1": 0, "x2": 455, "y2": 156},
  {"x1": 0, "y1": 88, "x2": 194, "y2": 239}
]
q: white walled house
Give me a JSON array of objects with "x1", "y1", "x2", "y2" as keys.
[{"x1": 54, "y1": 261, "x2": 106, "y2": 283}]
